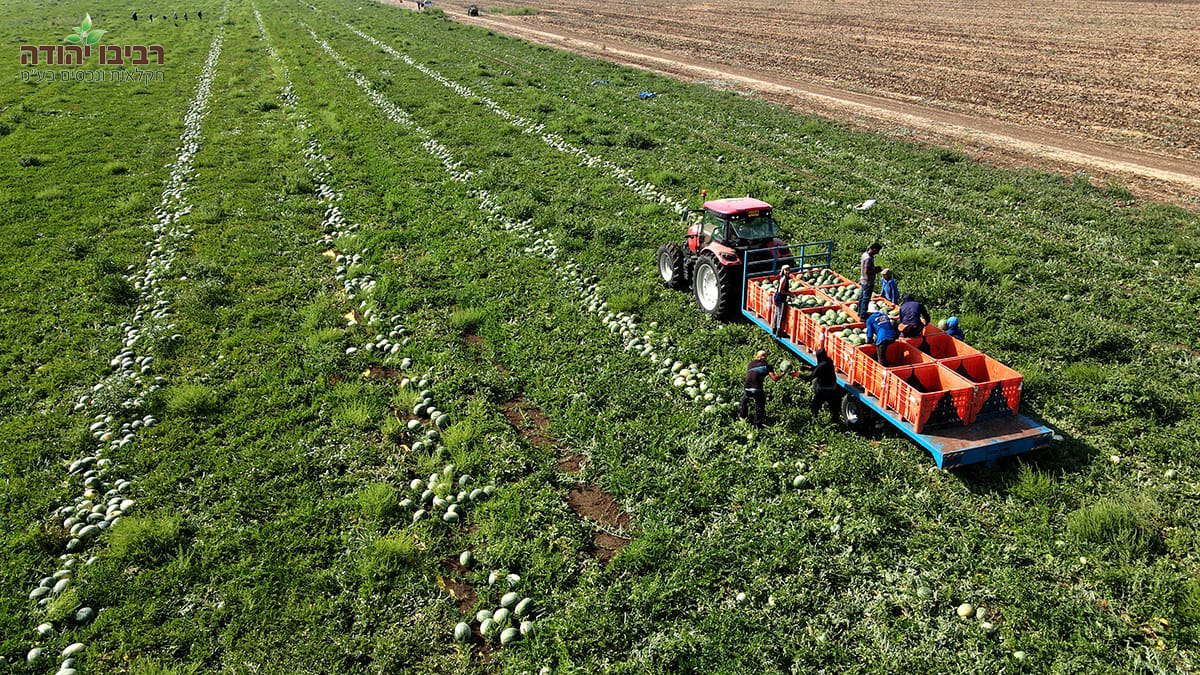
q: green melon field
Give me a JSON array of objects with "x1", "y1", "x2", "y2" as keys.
[{"x1": 2, "y1": 0, "x2": 1199, "y2": 672}]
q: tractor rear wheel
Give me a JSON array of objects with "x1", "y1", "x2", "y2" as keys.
[
  {"x1": 693, "y1": 256, "x2": 739, "y2": 319},
  {"x1": 656, "y1": 243, "x2": 687, "y2": 290}
]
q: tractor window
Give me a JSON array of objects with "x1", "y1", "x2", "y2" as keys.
[
  {"x1": 728, "y1": 212, "x2": 778, "y2": 240},
  {"x1": 701, "y1": 211, "x2": 725, "y2": 243}
]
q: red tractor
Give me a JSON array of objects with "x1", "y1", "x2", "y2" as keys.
[{"x1": 657, "y1": 196, "x2": 792, "y2": 318}]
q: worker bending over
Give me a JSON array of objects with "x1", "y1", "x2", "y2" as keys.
[
  {"x1": 897, "y1": 294, "x2": 930, "y2": 339},
  {"x1": 798, "y1": 349, "x2": 840, "y2": 421},
  {"x1": 943, "y1": 316, "x2": 964, "y2": 340},
  {"x1": 865, "y1": 311, "x2": 899, "y2": 366}
]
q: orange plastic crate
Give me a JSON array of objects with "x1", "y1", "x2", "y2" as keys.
[
  {"x1": 853, "y1": 341, "x2": 934, "y2": 398},
  {"x1": 817, "y1": 282, "x2": 862, "y2": 306},
  {"x1": 902, "y1": 333, "x2": 981, "y2": 360},
  {"x1": 941, "y1": 354, "x2": 1023, "y2": 421},
  {"x1": 815, "y1": 270, "x2": 857, "y2": 288},
  {"x1": 882, "y1": 364, "x2": 977, "y2": 433},
  {"x1": 744, "y1": 277, "x2": 767, "y2": 318},
  {"x1": 824, "y1": 323, "x2": 866, "y2": 375},
  {"x1": 795, "y1": 306, "x2": 857, "y2": 351}
]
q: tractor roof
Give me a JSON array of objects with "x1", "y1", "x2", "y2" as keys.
[{"x1": 703, "y1": 197, "x2": 773, "y2": 215}]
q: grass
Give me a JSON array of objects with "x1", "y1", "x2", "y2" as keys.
[
  {"x1": 1068, "y1": 498, "x2": 1160, "y2": 560},
  {"x1": 165, "y1": 384, "x2": 218, "y2": 417},
  {"x1": 0, "y1": 0, "x2": 1196, "y2": 672},
  {"x1": 448, "y1": 306, "x2": 487, "y2": 333},
  {"x1": 488, "y1": 6, "x2": 540, "y2": 15},
  {"x1": 107, "y1": 514, "x2": 187, "y2": 565},
  {"x1": 358, "y1": 482, "x2": 403, "y2": 529}
]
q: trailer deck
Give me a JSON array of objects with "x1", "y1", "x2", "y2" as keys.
[{"x1": 742, "y1": 247, "x2": 1053, "y2": 468}]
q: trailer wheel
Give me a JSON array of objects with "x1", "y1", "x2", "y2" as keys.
[{"x1": 841, "y1": 393, "x2": 872, "y2": 433}]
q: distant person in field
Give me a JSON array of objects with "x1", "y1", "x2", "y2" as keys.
[
  {"x1": 897, "y1": 293, "x2": 931, "y2": 341},
  {"x1": 945, "y1": 316, "x2": 965, "y2": 340},
  {"x1": 197, "y1": 10, "x2": 202, "y2": 18},
  {"x1": 865, "y1": 311, "x2": 899, "y2": 367},
  {"x1": 132, "y1": 11, "x2": 138, "y2": 20},
  {"x1": 740, "y1": 350, "x2": 790, "y2": 428},
  {"x1": 880, "y1": 268, "x2": 899, "y2": 305},
  {"x1": 798, "y1": 348, "x2": 839, "y2": 421},
  {"x1": 856, "y1": 242, "x2": 883, "y2": 320},
  {"x1": 770, "y1": 265, "x2": 795, "y2": 337}
]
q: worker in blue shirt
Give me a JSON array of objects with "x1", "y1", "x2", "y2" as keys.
[
  {"x1": 945, "y1": 316, "x2": 965, "y2": 340},
  {"x1": 880, "y1": 268, "x2": 899, "y2": 305},
  {"x1": 865, "y1": 311, "x2": 899, "y2": 366}
]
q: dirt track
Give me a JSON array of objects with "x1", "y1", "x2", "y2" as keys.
[{"x1": 429, "y1": 1, "x2": 1200, "y2": 204}]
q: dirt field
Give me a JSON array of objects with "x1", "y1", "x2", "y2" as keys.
[
  {"x1": 475, "y1": 0, "x2": 1200, "y2": 153},
  {"x1": 445, "y1": 0, "x2": 1200, "y2": 201}
]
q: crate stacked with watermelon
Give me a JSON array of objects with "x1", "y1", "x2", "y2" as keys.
[{"x1": 747, "y1": 267, "x2": 1023, "y2": 433}]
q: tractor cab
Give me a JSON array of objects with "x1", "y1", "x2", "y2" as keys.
[
  {"x1": 660, "y1": 196, "x2": 793, "y2": 318},
  {"x1": 685, "y1": 198, "x2": 781, "y2": 258}
]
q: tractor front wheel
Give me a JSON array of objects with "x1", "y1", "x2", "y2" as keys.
[
  {"x1": 656, "y1": 243, "x2": 688, "y2": 290},
  {"x1": 693, "y1": 256, "x2": 739, "y2": 319}
]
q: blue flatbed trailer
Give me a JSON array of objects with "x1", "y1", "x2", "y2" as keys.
[{"x1": 744, "y1": 243, "x2": 1053, "y2": 469}]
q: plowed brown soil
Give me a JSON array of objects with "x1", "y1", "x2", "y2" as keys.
[{"x1": 437, "y1": 0, "x2": 1200, "y2": 201}]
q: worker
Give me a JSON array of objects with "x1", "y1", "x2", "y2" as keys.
[
  {"x1": 897, "y1": 293, "x2": 930, "y2": 339},
  {"x1": 856, "y1": 242, "x2": 883, "y2": 320},
  {"x1": 770, "y1": 265, "x2": 795, "y2": 337},
  {"x1": 132, "y1": 10, "x2": 138, "y2": 20},
  {"x1": 798, "y1": 349, "x2": 840, "y2": 421},
  {"x1": 945, "y1": 316, "x2": 965, "y2": 340},
  {"x1": 880, "y1": 268, "x2": 899, "y2": 305},
  {"x1": 865, "y1": 311, "x2": 899, "y2": 366},
  {"x1": 740, "y1": 350, "x2": 791, "y2": 428}
]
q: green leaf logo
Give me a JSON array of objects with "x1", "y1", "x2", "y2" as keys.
[{"x1": 65, "y1": 13, "x2": 104, "y2": 44}]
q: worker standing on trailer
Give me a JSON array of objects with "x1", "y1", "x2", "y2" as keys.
[
  {"x1": 897, "y1": 294, "x2": 931, "y2": 339},
  {"x1": 770, "y1": 265, "x2": 795, "y2": 337},
  {"x1": 880, "y1": 268, "x2": 899, "y2": 305},
  {"x1": 856, "y1": 242, "x2": 884, "y2": 320},
  {"x1": 740, "y1": 350, "x2": 786, "y2": 428},
  {"x1": 798, "y1": 349, "x2": 840, "y2": 421},
  {"x1": 865, "y1": 311, "x2": 899, "y2": 366}
]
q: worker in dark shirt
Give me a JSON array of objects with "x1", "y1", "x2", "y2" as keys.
[
  {"x1": 798, "y1": 348, "x2": 840, "y2": 420},
  {"x1": 865, "y1": 311, "x2": 899, "y2": 366},
  {"x1": 740, "y1": 350, "x2": 789, "y2": 428},
  {"x1": 897, "y1": 294, "x2": 930, "y2": 339}
]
